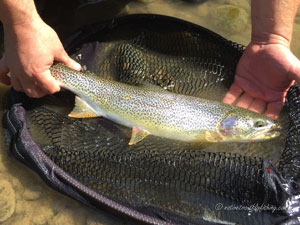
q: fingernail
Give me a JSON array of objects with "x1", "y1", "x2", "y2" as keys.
[
  {"x1": 73, "y1": 62, "x2": 81, "y2": 71},
  {"x1": 266, "y1": 113, "x2": 277, "y2": 120},
  {"x1": 55, "y1": 85, "x2": 60, "y2": 92}
]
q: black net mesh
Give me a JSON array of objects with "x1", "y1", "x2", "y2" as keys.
[
  {"x1": 278, "y1": 85, "x2": 300, "y2": 181},
  {"x1": 3, "y1": 14, "x2": 300, "y2": 225}
]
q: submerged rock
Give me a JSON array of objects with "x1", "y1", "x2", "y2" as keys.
[
  {"x1": 210, "y1": 5, "x2": 248, "y2": 34},
  {"x1": 0, "y1": 180, "x2": 15, "y2": 222},
  {"x1": 3, "y1": 215, "x2": 32, "y2": 225},
  {"x1": 31, "y1": 202, "x2": 54, "y2": 225},
  {"x1": 213, "y1": 0, "x2": 250, "y2": 10},
  {"x1": 181, "y1": 0, "x2": 208, "y2": 3},
  {"x1": 14, "y1": 198, "x2": 55, "y2": 224},
  {"x1": 22, "y1": 189, "x2": 41, "y2": 201},
  {"x1": 22, "y1": 186, "x2": 42, "y2": 201},
  {"x1": 86, "y1": 212, "x2": 124, "y2": 225},
  {"x1": 48, "y1": 208, "x2": 86, "y2": 225}
]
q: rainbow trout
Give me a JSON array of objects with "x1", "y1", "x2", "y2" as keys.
[{"x1": 50, "y1": 63, "x2": 280, "y2": 145}]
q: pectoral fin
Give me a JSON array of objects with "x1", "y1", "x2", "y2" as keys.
[
  {"x1": 69, "y1": 96, "x2": 99, "y2": 118},
  {"x1": 205, "y1": 131, "x2": 223, "y2": 142},
  {"x1": 129, "y1": 126, "x2": 150, "y2": 145}
]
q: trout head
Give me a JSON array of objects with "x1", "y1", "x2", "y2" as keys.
[{"x1": 218, "y1": 109, "x2": 281, "y2": 142}]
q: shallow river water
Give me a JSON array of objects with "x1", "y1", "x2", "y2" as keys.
[{"x1": 0, "y1": 0, "x2": 300, "y2": 224}]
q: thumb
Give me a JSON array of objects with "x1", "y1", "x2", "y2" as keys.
[
  {"x1": 0, "y1": 55, "x2": 11, "y2": 85},
  {"x1": 35, "y1": 69, "x2": 60, "y2": 94},
  {"x1": 55, "y1": 49, "x2": 81, "y2": 71}
]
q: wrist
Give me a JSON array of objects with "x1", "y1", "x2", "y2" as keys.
[
  {"x1": 251, "y1": 0, "x2": 300, "y2": 49},
  {"x1": 251, "y1": 33, "x2": 291, "y2": 48},
  {"x1": 0, "y1": 0, "x2": 40, "y2": 27},
  {"x1": 2, "y1": 13, "x2": 44, "y2": 42}
]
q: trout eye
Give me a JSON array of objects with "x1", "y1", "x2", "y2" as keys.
[{"x1": 254, "y1": 120, "x2": 266, "y2": 128}]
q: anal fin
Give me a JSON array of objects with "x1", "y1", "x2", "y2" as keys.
[
  {"x1": 129, "y1": 126, "x2": 150, "y2": 145},
  {"x1": 69, "y1": 96, "x2": 99, "y2": 118}
]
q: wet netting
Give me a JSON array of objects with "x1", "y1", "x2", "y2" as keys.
[{"x1": 3, "y1": 15, "x2": 300, "y2": 225}]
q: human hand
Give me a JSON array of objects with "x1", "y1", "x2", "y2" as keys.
[
  {"x1": 223, "y1": 41, "x2": 300, "y2": 119},
  {"x1": 0, "y1": 16, "x2": 81, "y2": 98}
]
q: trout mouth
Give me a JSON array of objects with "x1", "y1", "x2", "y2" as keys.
[{"x1": 251, "y1": 124, "x2": 281, "y2": 140}]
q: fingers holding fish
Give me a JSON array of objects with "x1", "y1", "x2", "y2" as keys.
[
  {"x1": 235, "y1": 92, "x2": 254, "y2": 109},
  {"x1": 223, "y1": 84, "x2": 267, "y2": 115},
  {"x1": 0, "y1": 15, "x2": 80, "y2": 98},
  {"x1": 54, "y1": 50, "x2": 82, "y2": 72},
  {"x1": 248, "y1": 98, "x2": 266, "y2": 114},
  {"x1": 222, "y1": 83, "x2": 243, "y2": 105},
  {"x1": 33, "y1": 69, "x2": 60, "y2": 95},
  {"x1": 265, "y1": 102, "x2": 283, "y2": 120}
]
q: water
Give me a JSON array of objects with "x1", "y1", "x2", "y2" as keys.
[{"x1": 0, "y1": 0, "x2": 300, "y2": 224}]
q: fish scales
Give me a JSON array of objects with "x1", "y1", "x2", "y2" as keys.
[{"x1": 51, "y1": 64, "x2": 226, "y2": 139}]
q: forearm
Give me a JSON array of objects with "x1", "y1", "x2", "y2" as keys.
[
  {"x1": 251, "y1": 0, "x2": 300, "y2": 46},
  {"x1": 0, "y1": 0, "x2": 40, "y2": 27}
]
